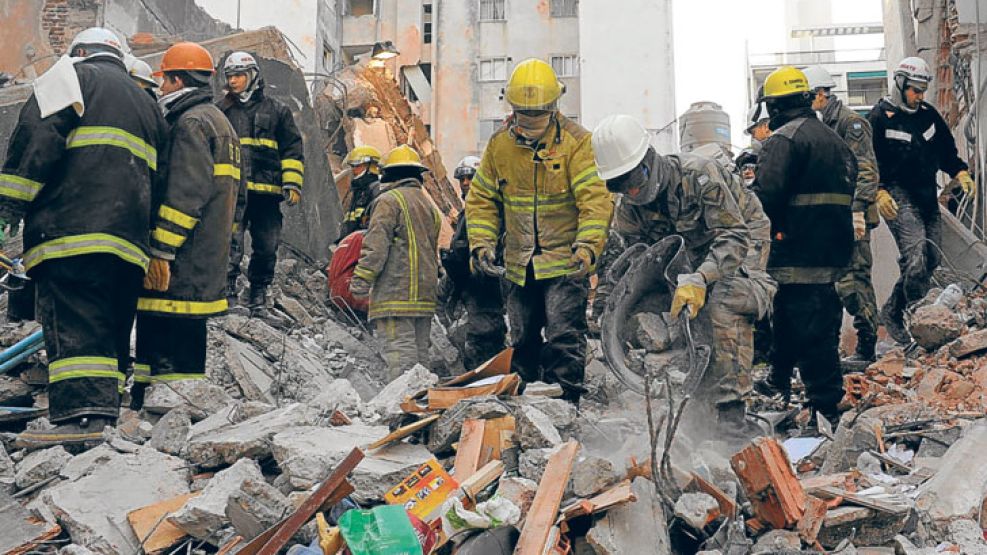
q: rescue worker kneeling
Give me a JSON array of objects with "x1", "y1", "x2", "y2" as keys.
[
  {"x1": 350, "y1": 146, "x2": 442, "y2": 380},
  {"x1": 592, "y1": 114, "x2": 765, "y2": 436},
  {"x1": 131, "y1": 43, "x2": 244, "y2": 408}
]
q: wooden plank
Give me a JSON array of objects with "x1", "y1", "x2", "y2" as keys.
[
  {"x1": 127, "y1": 492, "x2": 198, "y2": 554},
  {"x1": 458, "y1": 460, "x2": 505, "y2": 503},
  {"x1": 479, "y1": 415, "x2": 515, "y2": 467},
  {"x1": 514, "y1": 440, "x2": 580, "y2": 555},
  {"x1": 801, "y1": 472, "x2": 857, "y2": 492},
  {"x1": 688, "y1": 473, "x2": 737, "y2": 519},
  {"x1": 812, "y1": 486, "x2": 910, "y2": 515},
  {"x1": 560, "y1": 479, "x2": 637, "y2": 520},
  {"x1": 427, "y1": 374, "x2": 522, "y2": 411},
  {"x1": 442, "y1": 348, "x2": 513, "y2": 386},
  {"x1": 453, "y1": 419, "x2": 487, "y2": 482},
  {"x1": 367, "y1": 414, "x2": 440, "y2": 450}
]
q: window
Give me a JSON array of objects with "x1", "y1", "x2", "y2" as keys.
[
  {"x1": 480, "y1": 0, "x2": 506, "y2": 21},
  {"x1": 479, "y1": 119, "x2": 503, "y2": 142},
  {"x1": 423, "y1": 3, "x2": 433, "y2": 44},
  {"x1": 322, "y1": 42, "x2": 336, "y2": 72},
  {"x1": 550, "y1": 0, "x2": 578, "y2": 17},
  {"x1": 550, "y1": 54, "x2": 578, "y2": 77},
  {"x1": 847, "y1": 71, "x2": 887, "y2": 108},
  {"x1": 346, "y1": 0, "x2": 376, "y2": 16},
  {"x1": 479, "y1": 57, "x2": 509, "y2": 82}
]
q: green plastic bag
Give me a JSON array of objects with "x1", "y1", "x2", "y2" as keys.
[{"x1": 338, "y1": 505, "x2": 423, "y2": 555}]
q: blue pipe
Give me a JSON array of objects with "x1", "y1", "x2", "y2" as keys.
[
  {"x1": 0, "y1": 340, "x2": 43, "y2": 373},
  {"x1": 0, "y1": 330, "x2": 44, "y2": 363}
]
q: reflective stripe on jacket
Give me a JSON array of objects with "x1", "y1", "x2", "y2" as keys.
[{"x1": 466, "y1": 114, "x2": 613, "y2": 286}]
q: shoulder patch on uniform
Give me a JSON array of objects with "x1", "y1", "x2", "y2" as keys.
[
  {"x1": 697, "y1": 174, "x2": 710, "y2": 186},
  {"x1": 852, "y1": 122, "x2": 862, "y2": 130}
]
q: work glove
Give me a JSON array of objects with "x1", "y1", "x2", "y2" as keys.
[
  {"x1": 570, "y1": 245, "x2": 595, "y2": 278},
  {"x1": 670, "y1": 272, "x2": 707, "y2": 320},
  {"x1": 470, "y1": 247, "x2": 504, "y2": 278},
  {"x1": 875, "y1": 189, "x2": 898, "y2": 221},
  {"x1": 284, "y1": 189, "x2": 301, "y2": 206},
  {"x1": 143, "y1": 258, "x2": 171, "y2": 292},
  {"x1": 852, "y1": 211, "x2": 866, "y2": 241},
  {"x1": 350, "y1": 277, "x2": 371, "y2": 299},
  {"x1": 956, "y1": 170, "x2": 976, "y2": 197}
]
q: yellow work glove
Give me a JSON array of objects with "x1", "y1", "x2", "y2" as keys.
[
  {"x1": 852, "y1": 211, "x2": 866, "y2": 241},
  {"x1": 956, "y1": 170, "x2": 976, "y2": 197},
  {"x1": 284, "y1": 188, "x2": 301, "y2": 206},
  {"x1": 875, "y1": 189, "x2": 898, "y2": 221},
  {"x1": 470, "y1": 247, "x2": 504, "y2": 278},
  {"x1": 670, "y1": 272, "x2": 707, "y2": 320},
  {"x1": 144, "y1": 258, "x2": 171, "y2": 292},
  {"x1": 570, "y1": 245, "x2": 595, "y2": 278}
]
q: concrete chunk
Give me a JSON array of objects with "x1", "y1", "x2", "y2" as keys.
[
  {"x1": 168, "y1": 459, "x2": 264, "y2": 542},
  {"x1": 674, "y1": 492, "x2": 720, "y2": 532},
  {"x1": 916, "y1": 420, "x2": 987, "y2": 524},
  {"x1": 226, "y1": 477, "x2": 292, "y2": 540},
  {"x1": 305, "y1": 378, "x2": 364, "y2": 416},
  {"x1": 496, "y1": 476, "x2": 538, "y2": 520},
  {"x1": 15, "y1": 446, "x2": 71, "y2": 490},
  {"x1": 516, "y1": 404, "x2": 562, "y2": 449},
  {"x1": 426, "y1": 397, "x2": 511, "y2": 454},
  {"x1": 148, "y1": 407, "x2": 192, "y2": 456},
  {"x1": 586, "y1": 477, "x2": 671, "y2": 555},
  {"x1": 949, "y1": 329, "x2": 987, "y2": 358},
  {"x1": 0, "y1": 443, "x2": 15, "y2": 494},
  {"x1": 368, "y1": 364, "x2": 438, "y2": 423},
  {"x1": 186, "y1": 403, "x2": 317, "y2": 467},
  {"x1": 908, "y1": 304, "x2": 964, "y2": 351},
  {"x1": 752, "y1": 529, "x2": 802, "y2": 554},
  {"x1": 143, "y1": 379, "x2": 233, "y2": 420},
  {"x1": 570, "y1": 454, "x2": 617, "y2": 498}
]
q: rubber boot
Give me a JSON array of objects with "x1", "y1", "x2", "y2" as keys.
[
  {"x1": 15, "y1": 416, "x2": 114, "y2": 452},
  {"x1": 248, "y1": 286, "x2": 268, "y2": 318},
  {"x1": 880, "y1": 299, "x2": 910, "y2": 345},
  {"x1": 752, "y1": 374, "x2": 791, "y2": 404},
  {"x1": 841, "y1": 331, "x2": 876, "y2": 373}
]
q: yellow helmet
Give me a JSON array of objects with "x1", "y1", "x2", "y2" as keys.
[
  {"x1": 345, "y1": 145, "x2": 382, "y2": 167},
  {"x1": 761, "y1": 66, "x2": 810, "y2": 99},
  {"x1": 381, "y1": 145, "x2": 427, "y2": 171},
  {"x1": 505, "y1": 58, "x2": 563, "y2": 110}
]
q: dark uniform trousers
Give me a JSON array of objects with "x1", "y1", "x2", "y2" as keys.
[
  {"x1": 229, "y1": 193, "x2": 283, "y2": 290},
  {"x1": 769, "y1": 283, "x2": 845, "y2": 416},
  {"x1": 135, "y1": 315, "x2": 208, "y2": 385},
  {"x1": 36, "y1": 254, "x2": 142, "y2": 423},
  {"x1": 505, "y1": 264, "x2": 588, "y2": 402},
  {"x1": 460, "y1": 280, "x2": 507, "y2": 370},
  {"x1": 883, "y1": 185, "x2": 942, "y2": 322}
]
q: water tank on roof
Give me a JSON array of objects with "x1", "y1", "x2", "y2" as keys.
[{"x1": 678, "y1": 101, "x2": 731, "y2": 153}]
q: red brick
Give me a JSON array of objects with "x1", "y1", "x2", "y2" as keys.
[{"x1": 730, "y1": 437, "x2": 806, "y2": 529}]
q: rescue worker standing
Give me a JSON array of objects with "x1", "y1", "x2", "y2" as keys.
[
  {"x1": 869, "y1": 57, "x2": 972, "y2": 344},
  {"x1": 466, "y1": 59, "x2": 612, "y2": 404},
  {"x1": 752, "y1": 67, "x2": 856, "y2": 423},
  {"x1": 339, "y1": 146, "x2": 382, "y2": 239},
  {"x1": 350, "y1": 146, "x2": 442, "y2": 379},
  {"x1": 130, "y1": 43, "x2": 243, "y2": 408},
  {"x1": 3, "y1": 28, "x2": 167, "y2": 447},
  {"x1": 593, "y1": 114, "x2": 768, "y2": 434},
  {"x1": 803, "y1": 65, "x2": 881, "y2": 366},
  {"x1": 439, "y1": 156, "x2": 507, "y2": 369},
  {"x1": 221, "y1": 51, "x2": 304, "y2": 315}
]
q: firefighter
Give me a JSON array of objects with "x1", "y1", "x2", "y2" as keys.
[
  {"x1": 466, "y1": 58, "x2": 612, "y2": 404},
  {"x1": 5, "y1": 28, "x2": 167, "y2": 448},
  {"x1": 752, "y1": 66, "x2": 856, "y2": 424},
  {"x1": 439, "y1": 155, "x2": 507, "y2": 369},
  {"x1": 339, "y1": 145, "x2": 382, "y2": 239},
  {"x1": 869, "y1": 57, "x2": 973, "y2": 344},
  {"x1": 124, "y1": 55, "x2": 159, "y2": 100},
  {"x1": 593, "y1": 114, "x2": 772, "y2": 435},
  {"x1": 803, "y1": 65, "x2": 881, "y2": 366},
  {"x1": 128, "y1": 43, "x2": 244, "y2": 409},
  {"x1": 350, "y1": 146, "x2": 442, "y2": 379},
  {"x1": 221, "y1": 51, "x2": 304, "y2": 315}
]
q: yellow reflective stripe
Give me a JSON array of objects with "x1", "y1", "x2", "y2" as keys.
[
  {"x1": 133, "y1": 363, "x2": 152, "y2": 383},
  {"x1": 472, "y1": 171, "x2": 502, "y2": 200},
  {"x1": 66, "y1": 126, "x2": 158, "y2": 170},
  {"x1": 214, "y1": 164, "x2": 241, "y2": 180},
  {"x1": 137, "y1": 297, "x2": 229, "y2": 315},
  {"x1": 158, "y1": 205, "x2": 197, "y2": 230},
  {"x1": 23, "y1": 233, "x2": 149, "y2": 271},
  {"x1": 49, "y1": 356, "x2": 123, "y2": 384},
  {"x1": 247, "y1": 182, "x2": 282, "y2": 193},
  {"x1": 371, "y1": 301, "x2": 437, "y2": 312},
  {"x1": 572, "y1": 166, "x2": 603, "y2": 193},
  {"x1": 151, "y1": 373, "x2": 205, "y2": 382},
  {"x1": 0, "y1": 173, "x2": 43, "y2": 201},
  {"x1": 281, "y1": 159, "x2": 304, "y2": 172},
  {"x1": 240, "y1": 137, "x2": 279, "y2": 150},
  {"x1": 790, "y1": 193, "x2": 853, "y2": 207},
  {"x1": 467, "y1": 222, "x2": 499, "y2": 240},
  {"x1": 389, "y1": 190, "x2": 419, "y2": 301},
  {"x1": 281, "y1": 172, "x2": 304, "y2": 185},
  {"x1": 353, "y1": 266, "x2": 376, "y2": 281},
  {"x1": 153, "y1": 227, "x2": 186, "y2": 248}
]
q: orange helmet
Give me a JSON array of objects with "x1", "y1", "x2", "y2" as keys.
[{"x1": 154, "y1": 42, "x2": 215, "y2": 77}]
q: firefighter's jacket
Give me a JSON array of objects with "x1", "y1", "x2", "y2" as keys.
[
  {"x1": 352, "y1": 178, "x2": 442, "y2": 320},
  {"x1": 0, "y1": 56, "x2": 168, "y2": 274},
  {"x1": 218, "y1": 83, "x2": 303, "y2": 198},
  {"x1": 611, "y1": 152, "x2": 751, "y2": 286},
  {"x1": 819, "y1": 97, "x2": 881, "y2": 226},
  {"x1": 466, "y1": 114, "x2": 613, "y2": 286},
  {"x1": 139, "y1": 88, "x2": 244, "y2": 318}
]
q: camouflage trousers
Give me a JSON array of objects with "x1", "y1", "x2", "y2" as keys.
[
  {"x1": 702, "y1": 271, "x2": 777, "y2": 407},
  {"x1": 835, "y1": 232, "x2": 878, "y2": 352},
  {"x1": 375, "y1": 316, "x2": 432, "y2": 381}
]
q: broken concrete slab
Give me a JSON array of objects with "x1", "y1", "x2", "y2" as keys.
[
  {"x1": 570, "y1": 454, "x2": 617, "y2": 498},
  {"x1": 305, "y1": 378, "x2": 364, "y2": 417},
  {"x1": 427, "y1": 396, "x2": 512, "y2": 454},
  {"x1": 276, "y1": 296, "x2": 316, "y2": 327},
  {"x1": 946, "y1": 519, "x2": 987, "y2": 555},
  {"x1": 909, "y1": 304, "x2": 964, "y2": 351},
  {"x1": 15, "y1": 445, "x2": 72, "y2": 490},
  {"x1": 674, "y1": 492, "x2": 720, "y2": 532},
  {"x1": 0, "y1": 374, "x2": 34, "y2": 405},
  {"x1": 817, "y1": 505, "x2": 908, "y2": 550},
  {"x1": 42, "y1": 448, "x2": 190, "y2": 554},
  {"x1": 0, "y1": 489, "x2": 60, "y2": 555},
  {"x1": 821, "y1": 403, "x2": 930, "y2": 474},
  {"x1": 916, "y1": 420, "x2": 987, "y2": 524},
  {"x1": 367, "y1": 364, "x2": 439, "y2": 424},
  {"x1": 519, "y1": 447, "x2": 554, "y2": 483},
  {"x1": 586, "y1": 477, "x2": 672, "y2": 555},
  {"x1": 226, "y1": 476, "x2": 293, "y2": 541},
  {"x1": 168, "y1": 458, "x2": 264, "y2": 542},
  {"x1": 631, "y1": 312, "x2": 674, "y2": 352},
  {"x1": 512, "y1": 396, "x2": 578, "y2": 435},
  {"x1": 752, "y1": 529, "x2": 802, "y2": 554},
  {"x1": 186, "y1": 402, "x2": 318, "y2": 467},
  {"x1": 949, "y1": 329, "x2": 987, "y2": 358},
  {"x1": 516, "y1": 404, "x2": 563, "y2": 450},
  {"x1": 149, "y1": 407, "x2": 192, "y2": 456},
  {"x1": 58, "y1": 546, "x2": 97, "y2": 555},
  {"x1": 0, "y1": 443, "x2": 15, "y2": 494},
  {"x1": 143, "y1": 379, "x2": 233, "y2": 420}
]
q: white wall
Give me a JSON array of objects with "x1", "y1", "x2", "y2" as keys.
[{"x1": 579, "y1": 0, "x2": 677, "y2": 153}]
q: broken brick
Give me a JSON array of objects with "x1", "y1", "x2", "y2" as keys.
[{"x1": 730, "y1": 437, "x2": 805, "y2": 529}]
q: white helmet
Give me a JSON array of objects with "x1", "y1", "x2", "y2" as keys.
[
  {"x1": 802, "y1": 65, "x2": 836, "y2": 91},
  {"x1": 124, "y1": 55, "x2": 158, "y2": 88},
  {"x1": 454, "y1": 156, "x2": 481, "y2": 180},
  {"x1": 894, "y1": 56, "x2": 933, "y2": 85},
  {"x1": 69, "y1": 27, "x2": 125, "y2": 59},
  {"x1": 745, "y1": 101, "x2": 769, "y2": 133},
  {"x1": 592, "y1": 114, "x2": 651, "y2": 180},
  {"x1": 224, "y1": 51, "x2": 259, "y2": 76}
]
